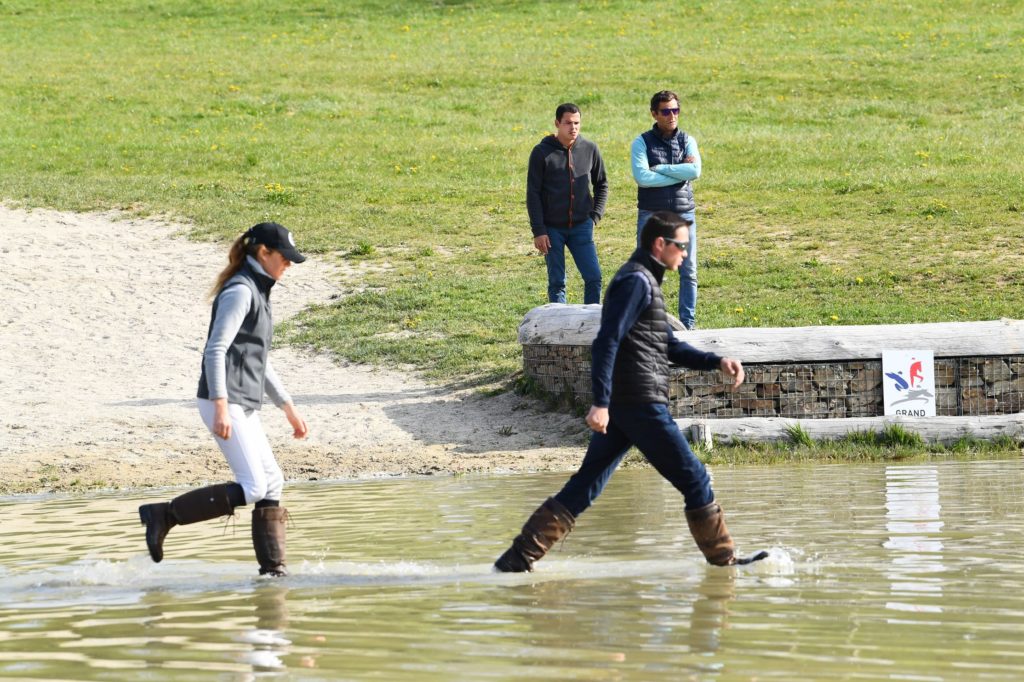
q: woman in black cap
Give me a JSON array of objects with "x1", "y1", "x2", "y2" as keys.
[{"x1": 139, "y1": 222, "x2": 309, "y2": 577}]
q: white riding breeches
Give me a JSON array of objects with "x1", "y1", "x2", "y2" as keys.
[{"x1": 197, "y1": 398, "x2": 283, "y2": 504}]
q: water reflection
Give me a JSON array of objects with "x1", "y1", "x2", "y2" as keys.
[
  {"x1": 884, "y1": 466, "x2": 945, "y2": 616},
  {"x1": 688, "y1": 569, "x2": 736, "y2": 654},
  {"x1": 234, "y1": 585, "x2": 291, "y2": 677}
]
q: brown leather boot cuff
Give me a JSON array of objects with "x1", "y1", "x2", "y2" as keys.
[{"x1": 686, "y1": 502, "x2": 736, "y2": 566}]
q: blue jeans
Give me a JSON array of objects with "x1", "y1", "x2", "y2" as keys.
[
  {"x1": 637, "y1": 209, "x2": 697, "y2": 328},
  {"x1": 545, "y1": 218, "x2": 602, "y2": 305},
  {"x1": 554, "y1": 403, "x2": 714, "y2": 518}
]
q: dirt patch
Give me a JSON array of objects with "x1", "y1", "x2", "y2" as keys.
[{"x1": 0, "y1": 206, "x2": 588, "y2": 495}]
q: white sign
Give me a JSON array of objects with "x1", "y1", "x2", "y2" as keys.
[{"x1": 882, "y1": 350, "x2": 936, "y2": 417}]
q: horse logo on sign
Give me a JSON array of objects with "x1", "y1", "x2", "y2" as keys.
[{"x1": 882, "y1": 350, "x2": 936, "y2": 417}]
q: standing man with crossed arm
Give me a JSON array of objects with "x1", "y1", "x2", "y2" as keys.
[{"x1": 631, "y1": 90, "x2": 702, "y2": 329}]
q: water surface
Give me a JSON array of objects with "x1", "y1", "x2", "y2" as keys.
[{"x1": 2, "y1": 460, "x2": 1023, "y2": 680}]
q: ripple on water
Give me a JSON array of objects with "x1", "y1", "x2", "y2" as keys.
[{"x1": 1, "y1": 463, "x2": 1023, "y2": 681}]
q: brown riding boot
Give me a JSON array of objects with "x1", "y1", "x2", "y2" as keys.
[
  {"x1": 139, "y1": 483, "x2": 237, "y2": 563},
  {"x1": 494, "y1": 497, "x2": 576, "y2": 572},
  {"x1": 685, "y1": 501, "x2": 737, "y2": 566},
  {"x1": 252, "y1": 506, "x2": 289, "y2": 577}
]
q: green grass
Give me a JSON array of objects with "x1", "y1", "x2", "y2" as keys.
[
  {"x1": 785, "y1": 422, "x2": 815, "y2": 447},
  {"x1": 702, "y1": 432, "x2": 1022, "y2": 466},
  {"x1": 2, "y1": 0, "x2": 1023, "y2": 383}
]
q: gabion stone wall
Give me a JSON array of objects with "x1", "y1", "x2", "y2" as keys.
[{"x1": 522, "y1": 344, "x2": 1024, "y2": 418}]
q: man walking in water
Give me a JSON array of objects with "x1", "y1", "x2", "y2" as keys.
[{"x1": 494, "y1": 211, "x2": 767, "y2": 572}]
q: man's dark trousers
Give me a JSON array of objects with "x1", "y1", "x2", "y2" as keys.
[{"x1": 554, "y1": 403, "x2": 714, "y2": 517}]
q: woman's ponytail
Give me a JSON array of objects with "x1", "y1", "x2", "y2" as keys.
[{"x1": 208, "y1": 232, "x2": 259, "y2": 301}]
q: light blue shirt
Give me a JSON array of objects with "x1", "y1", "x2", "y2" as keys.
[{"x1": 630, "y1": 132, "x2": 702, "y2": 188}]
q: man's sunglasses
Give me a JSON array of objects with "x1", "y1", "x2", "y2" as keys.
[
  {"x1": 658, "y1": 107, "x2": 681, "y2": 116},
  {"x1": 664, "y1": 237, "x2": 689, "y2": 251}
]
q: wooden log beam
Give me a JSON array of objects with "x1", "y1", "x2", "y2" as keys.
[
  {"x1": 517, "y1": 303, "x2": 685, "y2": 346},
  {"x1": 518, "y1": 305, "x2": 1024, "y2": 362},
  {"x1": 687, "y1": 319, "x2": 1024, "y2": 363},
  {"x1": 675, "y1": 415, "x2": 1024, "y2": 445}
]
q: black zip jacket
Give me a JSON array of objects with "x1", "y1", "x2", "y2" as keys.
[{"x1": 526, "y1": 134, "x2": 608, "y2": 236}]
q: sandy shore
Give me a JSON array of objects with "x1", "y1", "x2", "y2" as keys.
[{"x1": 0, "y1": 206, "x2": 588, "y2": 495}]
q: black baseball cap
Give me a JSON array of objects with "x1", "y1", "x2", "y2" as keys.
[{"x1": 246, "y1": 222, "x2": 306, "y2": 263}]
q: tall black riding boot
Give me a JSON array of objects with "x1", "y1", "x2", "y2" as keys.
[
  {"x1": 494, "y1": 497, "x2": 576, "y2": 573},
  {"x1": 252, "y1": 506, "x2": 289, "y2": 577},
  {"x1": 139, "y1": 483, "x2": 238, "y2": 563}
]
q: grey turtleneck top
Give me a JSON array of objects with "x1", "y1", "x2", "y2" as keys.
[{"x1": 201, "y1": 255, "x2": 291, "y2": 408}]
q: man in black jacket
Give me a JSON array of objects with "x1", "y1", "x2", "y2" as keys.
[
  {"x1": 495, "y1": 211, "x2": 767, "y2": 572},
  {"x1": 526, "y1": 102, "x2": 608, "y2": 304}
]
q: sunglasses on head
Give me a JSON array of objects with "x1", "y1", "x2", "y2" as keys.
[{"x1": 658, "y1": 107, "x2": 680, "y2": 116}]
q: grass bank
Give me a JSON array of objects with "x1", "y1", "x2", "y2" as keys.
[
  {"x1": 697, "y1": 429, "x2": 1023, "y2": 465},
  {"x1": 2, "y1": 0, "x2": 1022, "y2": 382}
]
